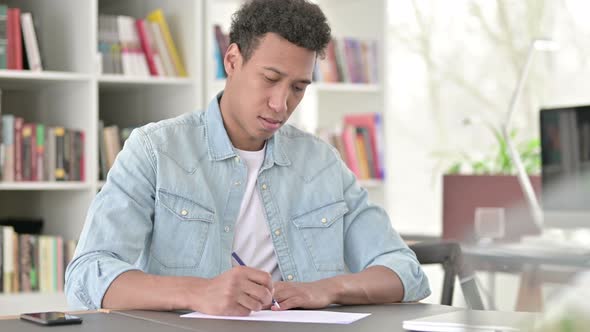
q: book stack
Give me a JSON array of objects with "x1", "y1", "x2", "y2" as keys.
[
  {"x1": 0, "y1": 114, "x2": 85, "y2": 182},
  {"x1": 0, "y1": 226, "x2": 77, "y2": 294},
  {"x1": 98, "y1": 121, "x2": 135, "y2": 181},
  {"x1": 315, "y1": 38, "x2": 379, "y2": 84},
  {"x1": 98, "y1": 9, "x2": 186, "y2": 77},
  {"x1": 0, "y1": 5, "x2": 43, "y2": 71},
  {"x1": 212, "y1": 24, "x2": 230, "y2": 79},
  {"x1": 317, "y1": 113, "x2": 385, "y2": 180}
]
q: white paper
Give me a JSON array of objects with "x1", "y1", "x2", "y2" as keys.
[{"x1": 180, "y1": 310, "x2": 371, "y2": 324}]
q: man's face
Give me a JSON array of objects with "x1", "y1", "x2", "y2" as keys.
[{"x1": 222, "y1": 33, "x2": 316, "y2": 150}]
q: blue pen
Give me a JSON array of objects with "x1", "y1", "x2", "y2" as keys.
[{"x1": 231, "y1": 252, "x2": 281, "y2": 309}]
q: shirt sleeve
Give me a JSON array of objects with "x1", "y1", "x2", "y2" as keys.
[
  {"x1": 65, "y1": 128, "x2": 157, "y2": 309},
  {"x1": 340, "y1": 159, "x2": 431, "y2": 302}
]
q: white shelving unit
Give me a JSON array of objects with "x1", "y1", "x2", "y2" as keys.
[
  {"x1": 0, "y1": 0, "x2": 201, "y2": 315},
  {"x1": 0, "y1": 0, "x2": 387, "y2": 315}
]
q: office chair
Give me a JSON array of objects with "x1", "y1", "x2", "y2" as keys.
[{"x1": 409, "y1": 241, "x2": 485, "y2": 310}]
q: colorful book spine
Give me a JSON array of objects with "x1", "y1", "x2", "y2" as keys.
[
  {"x1": 0, "y1": 5, "x2": 7, "y2": 69},
  {"x1": 20, "y1": 12, "x2": 42, "y2": 71},
  {"x1": 7, "y1": 8, "x2": 21, "y2": 70},
  {"x1": 1, "y1": 114, "x2": 14, "y2": 181},
  {"x1": 54, "y1": 127, "x2": 65, "y2": 181},
  {"x1": 136, "y1": 19, "x2": 159, "y2": 76},
  {"x1": 14, "y1": 117, "x2": 23, "y2": 181},
  {"x1": 147, "y1": 9, "x2": 186, "y2": 77},
  {"x1": 36, "y1": 124, "x2": 44, "y2": 181}
]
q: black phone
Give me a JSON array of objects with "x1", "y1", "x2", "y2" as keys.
[{"x1": 20, "y1": 312, "x2": 83, "y2": 326}]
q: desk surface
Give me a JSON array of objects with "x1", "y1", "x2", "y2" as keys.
[
  {"x1": 463, "y1": 242, "x2": 590, "y2": 268},
  {"x1": 0, "y1": 304, "x2": 459, "y2": 332}
]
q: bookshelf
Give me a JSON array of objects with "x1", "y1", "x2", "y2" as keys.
[
  {"x1": 204, "y1": 0, "x2": 387, "y2": 205},
  {"x1": 0, "y1": 0, "x2": 201, "y2": 315},
  {"x1": 0, "y1": 0, "x2": 387, "y2": 315}
]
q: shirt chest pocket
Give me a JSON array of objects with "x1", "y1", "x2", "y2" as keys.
[
  {"x1": 151, "y1": 190, "x2": 215, "y2": 269},
  {"x1": 292, "y1": 201, "x2": 349, "y2": 271}
]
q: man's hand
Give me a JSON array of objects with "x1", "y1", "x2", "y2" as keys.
[
  {"x1": 186, "y1": 266, "x2": 274, "y2": 316},
  {"x1": 271, "y1": 280, "x2": 335, "y2": 310}
]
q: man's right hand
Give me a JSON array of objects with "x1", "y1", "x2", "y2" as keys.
[{"x1": 186, "y1": 266, "x2": 274, "y2": 316}]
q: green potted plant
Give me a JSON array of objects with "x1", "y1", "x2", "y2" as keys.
[{"x1": 438, "y1": 123, "x2": 543, "y2": 243}]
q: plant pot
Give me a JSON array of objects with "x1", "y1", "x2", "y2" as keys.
[{"x1": 442, "y1": 174, "x2": 541, "y2": 243}]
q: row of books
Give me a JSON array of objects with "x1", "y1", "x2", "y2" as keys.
[
  {"x1": 98, "y1": 121, "x2": 135, "y2": 181},
  {"x1": 213, "y1": 25, "x2": 230, "y2": 79},
  {"x1": 0, "y1": 5, "x2": 43, "y2": 71},
  {"x1": 315, "y1": 38, "x2": 379, "y2": 84},
  {"x1": 317, "y1": 113, "x2": 385, "y2": 180},
  {"x1": 1, "y1": 226, "x2": 77, "y2": 294},
  {"x1": 98, "y1": 9, "x2": 186, "y2": 77},
  {"x1": 0, "y1": 114, "x2": 85, "y2": 182}
]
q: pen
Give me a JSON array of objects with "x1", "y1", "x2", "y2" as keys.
[{"x1": 231, "y1": 252, "x2": 281, "y2": 309}]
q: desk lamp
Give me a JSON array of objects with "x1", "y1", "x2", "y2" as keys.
[{"x1": 503, "y1": 38, "x2": 559, "y2": 229}]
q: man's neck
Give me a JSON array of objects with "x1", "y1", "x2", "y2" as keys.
[{"x1": 218, "y1": 91, "x2": 266, "y2": 151}]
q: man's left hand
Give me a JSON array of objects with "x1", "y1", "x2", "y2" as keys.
[{"x1": 270, "y1": 280, "x2": 335, "y2": 310}]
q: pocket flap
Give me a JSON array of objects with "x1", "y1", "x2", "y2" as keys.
[
  {"x1": 292, "y1": 201, "x2": 348, "y2": 228},
  {"x1": 157, "y1": 190, "x2": 215, "y2": 223}
]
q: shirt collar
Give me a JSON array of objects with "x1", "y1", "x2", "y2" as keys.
[{"x1": 204, "y1": 92, "x2": 290, "y2": 167}]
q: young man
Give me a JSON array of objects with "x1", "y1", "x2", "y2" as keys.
[{"x1": 65, "y1": 0, "x2": 430, "y2": 316}]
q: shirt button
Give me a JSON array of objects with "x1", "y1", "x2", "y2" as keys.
[
  {"x1": 224, "y1": 226, "x2": 230, "y2": 233},
  {"x1": 181, "y1": 209, "x2": 188, "y2": 216},
  {"x1": 287, "y1": 274, "x2": 294, "y2": 281},
  {"x1": 234, "y1": 181, "x2": 241, "y2": 186},
  {"x1": 321, "y1": 217, "x2": 327, "y2": 224},
  {"x1": 261, "y1": 184, "x2": 268, "y2": 190},
  {"x1": 234, "y1": 156, "x2": 240, "y2": 162},
  {"x1": 274, "y1": 229, "x2": 281, "y2": 236}
]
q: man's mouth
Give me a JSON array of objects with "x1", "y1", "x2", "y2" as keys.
[{"x1": 258, "y1": 116, "x2": 283, "y2": 130}]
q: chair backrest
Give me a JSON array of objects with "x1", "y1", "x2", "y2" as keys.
[{"x1": 409, "y1": 241, "x2": 485, "y2": 310}]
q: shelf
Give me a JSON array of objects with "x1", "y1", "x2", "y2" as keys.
[
  {"x1": 0, "y1": 182, "x2": 91, "y2": 191},
  {"x1": 0, "y1": 70, "x2": 91, "y2": 89},
  {"x1": 0, "y1": 292, "x2": 68, "y2": 316},
  {"x1": 98, "y1": 75, "x2": 195, "y2": 90},
  {"x1": 358, "y1": 179, "x2": 384, "y2": 188}
]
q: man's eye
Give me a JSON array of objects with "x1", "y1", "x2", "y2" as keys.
[{"x1": 265, "y1": 76, "x2": 279, "y2": 82}]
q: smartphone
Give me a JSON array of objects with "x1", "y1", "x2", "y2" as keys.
[{"x1": 20, "y1": 312, "x2": 83, "y2": 326}]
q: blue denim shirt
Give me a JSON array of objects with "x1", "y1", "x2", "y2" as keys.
[{"x1": 65, "y1": 94, "x2": 431, "y2": 309}]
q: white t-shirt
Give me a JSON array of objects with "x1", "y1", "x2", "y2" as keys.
[{"x1": 231, "y1": 146, "x2": 281, "y2": 281}]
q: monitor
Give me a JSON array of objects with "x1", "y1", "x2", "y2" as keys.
[{"x1": 540, "y1": 105, "x2": 590, "y2": 228}]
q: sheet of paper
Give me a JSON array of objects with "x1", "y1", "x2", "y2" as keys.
[{"x1": 180, "y1": 310, "x2": 371, "y2": 324}]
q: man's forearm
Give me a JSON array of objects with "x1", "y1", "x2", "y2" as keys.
[
  {"x1": 102, "y1": 270, "x2": 206, "y2": 310},
  {"x1": 322, "y1": 265, "x2": 404, "y2": 305}
]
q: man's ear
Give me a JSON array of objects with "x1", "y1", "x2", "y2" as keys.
[{"x1": 224, "y1": 43, "x2": 242, "y2": 78}]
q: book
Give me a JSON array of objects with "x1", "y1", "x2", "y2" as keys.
[
  {"x1": 45, "y1": 127, "x2": 55, "y2": 181},
  {"x1": 148, "y1": 21, "x2": 175, "y2": 77},
  {"x1": 0, "y1": 5, "x2": 7, "y2": 69},
  {"x1": 1, "y1": 114, "x2": 14, "y2": 181},
  {"x1": 20, "y1": 12, "x2": 42, "y2": 71},
  {"x1": 103, "y1": 125, "x2": 121, "y2": 172},
  {"x1": 341, "y1": 125, "x2": 361, "y2": 178},
  {"x1": 354, "y1": 128, "x2": 370, "y2": 179},
  {"x1": 2, "y1": 226, "x2": 14, "y2": 292},
  {"x1": 7, "y1": 8, "x2": 21, "y2": 70},
  {"x1": 98, "y1": 120, "x2": 107, "y2": 180},
  {"x1": 21, "y1": 123, "x2": 35, "y2": 181},
  {"x1": 54, "y1": 127, "x2": 66, "y2": 181},
  {"x1": 14, "y1": 117, "x2": 23, "y2": 181},
  {"x1": 0, "y1": 89, "x2": 3, "y2": 180},
  {"x1": 136, "y1": 18, "x2": 159, "y2": 76},
  {"x1": 343, "y1": 113, "x2": 384, "y2": 179},
  {"x1": 147, "y1": 9, "x2": 186, "y2": 77},
  {"x1": 36, "y1": 124, "x2": 44, "y2": 181}
]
